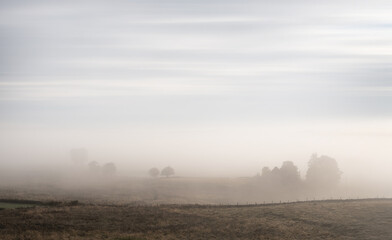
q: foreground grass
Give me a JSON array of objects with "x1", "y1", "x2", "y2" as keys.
[
  {"x1": 0, "y1": 202, "x2": 36, "y2": 209},
  {"x1": 0, "y1": 199, "x2": 391, "y2": 240},
  {"x1": 0, "y1": 199, "x2": 41, "y2": 209}
]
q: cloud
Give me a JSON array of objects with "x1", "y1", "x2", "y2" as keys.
[{"x1": 1, "y1": 0, "x2": 392, "y2": 118}]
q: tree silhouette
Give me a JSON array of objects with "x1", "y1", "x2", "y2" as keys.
[
  {"x1": 102, "y1": 162, "x2": 116, "y2": 175},
  {"x1": 261, "y1": 167, "x2": 271, "y2": 178},
  {"x1": 306, "y1": 154, "x2": 341, "y2": 189},
  {"x1": 279, "y1": 161, "x2": 301, "y2": 185},
  {"x1": 88, "y1": 161, "x2": 100, "y2": 173},
  {"x1": 259, "y1": 162, "x2": 301, "y2": 187},
  {"x1": 161, "y1": 166, "x2": 175, "y2": 177},
  {"x1": 149, "y1": 167, "x2": 160, "y2": 178}
]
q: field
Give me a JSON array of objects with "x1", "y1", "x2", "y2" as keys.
[
  {"x1": 0, "y1": 176, "x2": 377, "y2": 205},
  {"x1": 1, "y1": 199, "x2": 391, "y2": 240},
  {"x1": 0, "y1": 199, "x2": 41, "y2": 210},
  {"x1": 0, "y1": 202, "x2": 36, "y2": 209},
  {"x1": 0, "y1": 176, "x2": 391, "y2": 239}
]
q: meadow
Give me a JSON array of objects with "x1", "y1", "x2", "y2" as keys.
[
  {"x1": 0, "y1": 176, "x2": 391, "y2": 239},
  {"x1": 0, "y1": 202, "x2": 35, "y2": 209},
  {"x1": 1, "y1": 199, "x2": 391, "y2": 239}
]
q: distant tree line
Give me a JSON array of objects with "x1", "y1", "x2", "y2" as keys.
[
  {"x1": 258, "y1": 154, "x2": 342, "y2": 191},
  {"x1": 148, "y1": 166, "x2": 175, "y2": 178},
  {"x1": 88, "y1": 161, "x2": 117, "y2": 176},
  {"x1": 70, "y1": 148, "x2": 117, "y2": 176}
]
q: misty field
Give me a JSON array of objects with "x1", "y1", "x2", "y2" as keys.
[
  {"x1": 0, "y1": 199, "x2": 391, "y2": 240},
  {"x1": 0, "y1": 176, "x2": 391, "y2": 239}
]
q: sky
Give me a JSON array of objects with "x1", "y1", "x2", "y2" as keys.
[{"x1": 0, "y1": 0, "x2": 391, "y2": 180}]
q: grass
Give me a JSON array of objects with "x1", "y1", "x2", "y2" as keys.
[
  {"x1": 114, "y1": 237, "x2": 146, "y2": 240},
  {"x1": 0, "y1": 199, "x2": 391, "y2": 239},
  {"x1": 0, "y1": 179, "x2": 391, "y2": 239},
  {"x1": 0, "y1": 202, "x2": 36, "y2": 209}
]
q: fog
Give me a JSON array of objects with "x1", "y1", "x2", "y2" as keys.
[
  {"x1": 1, "y1": 120, "x2": 391, "y2": 181},
  {"x1": 1, "y1": 0, "x2": 392, "y2": 203}
]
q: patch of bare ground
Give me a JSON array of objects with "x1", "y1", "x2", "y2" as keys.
[{"x1": 0, "y1": 199, "x2": 391, "y2": 239}]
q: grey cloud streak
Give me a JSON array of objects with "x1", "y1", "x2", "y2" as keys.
[{"x1": 1, "y1": 0, "x2": 392, "y2": 122}]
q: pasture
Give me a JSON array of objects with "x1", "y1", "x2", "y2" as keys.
[{"x1": 1, "y1": 199, "x2": 391, "y2": 239}]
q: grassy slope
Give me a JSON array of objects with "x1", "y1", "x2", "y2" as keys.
[{"x1": 0, "y1": 199, "x2": 391, "y2": 240}]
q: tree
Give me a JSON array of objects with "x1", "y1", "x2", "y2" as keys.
[
  {"x1": 88, "y1": 161, "x2": 101, "y2": 173},
  {"x1": 102, "y1": 162, "x2": 116, "y2": 175},
  {"x1": 261, "y1": 166, "x2": 271, "y2": 178},
  {"x1": 306, "y1": 154, "x2": 342, "y2": 189},
  {"x1": 161, "y1": 166, "x2": 174, "y2": 177},
  {"x1": 260, "y1": 162, "x2": 301, "y2": 187},
  {"x1": 149, "y1": 167, "x2": 160, "y2": 178},
  {"x1": 279, "y1": 161, "x2": 301, "y2": 184}
]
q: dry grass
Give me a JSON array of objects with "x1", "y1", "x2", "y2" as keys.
[{"x1": 1, "y1": 199, "x2": 391, "y2": 240}]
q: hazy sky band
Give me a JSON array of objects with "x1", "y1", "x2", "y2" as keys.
[{"x1": 1, "y1": 0, "x2": 392, "y2": 125}]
